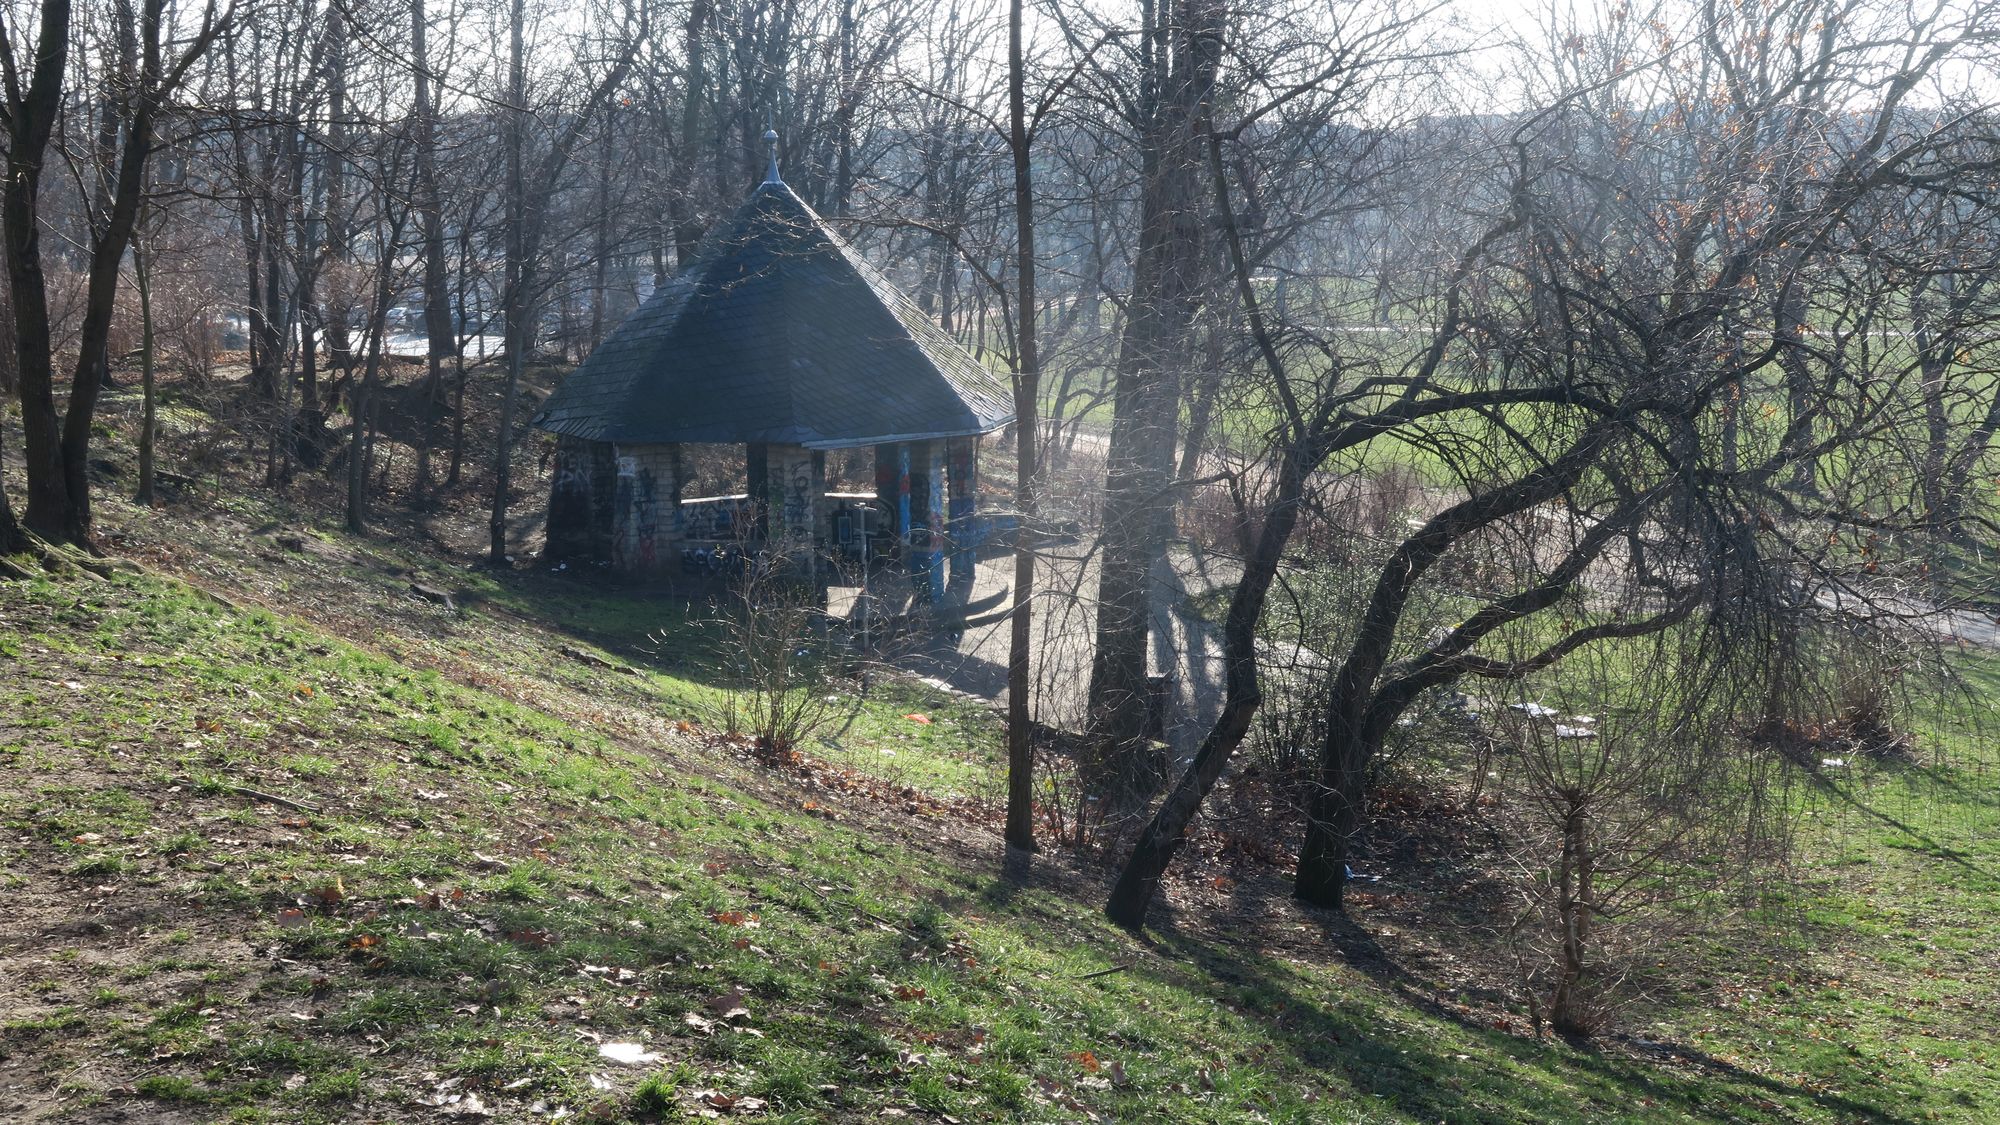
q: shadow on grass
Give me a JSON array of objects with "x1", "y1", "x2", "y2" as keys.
[
  {"x1": 1805, "y1": 766, "x2": 2000, "y2": 885},
  {"x1": 1125, "y1": 906, "x2": 1927, "y2": 1125}
]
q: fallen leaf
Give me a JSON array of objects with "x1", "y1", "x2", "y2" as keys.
[
  {"x1": 705, "y1": 989, "x2": 751, "y2": 1021},
  {"x1": 893, "y1": 985, "x2": 927, "y2": 1002},
  {"x1": 902, "y1": 713, "x2": 932, "y2": 724}
]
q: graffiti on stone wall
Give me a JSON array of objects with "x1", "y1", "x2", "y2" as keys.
[
  {"x1": 947, "y1": 438, "x2": 976, "y2": 522},
  {"x1": 634, "y1": 467, "x2": 658, "y2": 570},
  {"x1": 783, "y1": 453, "x2": 815, "y2": 539},
  {"x1": 611, "y1": 459, "x2": 636, "y2": 569},
  {"x1": 611, "y1": 456, "x2": 659, "y2": 570},
  {"x1": 553, "y1": 447, "x2": 590, "y2": 501}
]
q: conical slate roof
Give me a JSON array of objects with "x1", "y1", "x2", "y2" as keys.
[{"x1": 533, "y1": 179, "x2": 1013, "y2": 449}]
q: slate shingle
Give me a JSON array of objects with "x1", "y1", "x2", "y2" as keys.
[{"x1": 532, "y1": 180, "x2": 1014, "y2": 448}]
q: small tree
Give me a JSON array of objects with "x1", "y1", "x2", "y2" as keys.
[
  {"x1": 705, "y1": 560, "x2": 848, "y2": 762},
  {"x1": 1485, "y1": 636, "x2": 1794, "y2": 1037}
]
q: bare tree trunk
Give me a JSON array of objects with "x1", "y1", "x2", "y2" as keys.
[
  {"x1": 1294, "y1": 428, "x2": 1610, "y2": 907},
  {"x1": 347, "y1": 212, "x2": 404, "y2": 534},
  {"x1": 1084, "y1": 0, "x2": 1224, "y2": 816},
  {"x1": 1003, "y1": 0, "x2": 1039, "y2": 854},
  {"x1": 411, "y1": 0, "x2": 450, "y2": 505},
  {"x1": 0, "y1": 190, "x2": 23, "y2": 555},
  {"x1": 447, "y1": 221, "x2": 474, "y2": 485},
  {"x1": 1108, "y1": 446, "x2": 1306, "y2": 925},
  {"x1": 490, "y1": 0, "x2": 529, "y2": 565},
  {"x1": 3, "y1": 0, "x2": 73, "y2": 543},
  {"x1": 1549, "y1": 802, "x2": 1595, "y2": 1036},
  {"x1": 89, "y1": 0, "x2": 136, "y2": 391},
  {"x1": 134, "y1": 235, "x2": 157, "y2": 505},
  {"x1": 227, "y1": 30, "x2": 280, "y2": 404},
  {"x1": 832, "y1": 0, "x2": 855, "y2": 217},
  {"x1": 591, "y1": 101, "x2": 614, "y2": 347},
  {"x1": 673, "y1": 0, "x2": 710, "y2": 267},
  {"x1": 1776, "y1": 282, "x2": 1818, "y2": 496},
  {"x1": 1176, "y1": 323, "x2": 1224, "y2": 485},
  {"x1": 321, "y1": 4, "x2": 353, "y2": 387},
  {"x1": 1107, "y1": 129, "x2": 1314, "y2": 925},
  {"x1": 0, "y1": 422, "x2": 22, "y2": 557}
]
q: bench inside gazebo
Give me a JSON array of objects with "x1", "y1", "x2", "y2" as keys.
[{"x1": 532, "y1": 143, "x2": 1012, "y2": 610}]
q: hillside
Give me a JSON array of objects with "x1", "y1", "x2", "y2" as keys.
[{"x1": 1, "y1": 411, "x2": 1998, "y2": 1124}]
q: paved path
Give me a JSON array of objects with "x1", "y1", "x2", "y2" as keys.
[{"x1": 841, "y1": 545, "x2": 1232, "y2": 760}]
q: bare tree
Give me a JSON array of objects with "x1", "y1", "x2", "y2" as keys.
[
  {"x1": 488, "y1": 0, "x2": 639, "y2": 565},
  {"x1": 1, "y1": 0, "x2": 231, "y2": 546},
  {"x1": 1109, "y1": 0, "x2": 2000, "y2": 922}
]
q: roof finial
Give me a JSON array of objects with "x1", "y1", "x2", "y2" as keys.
[{"x1": 762, "y1": 122, "x2": 781, "y2": 185}]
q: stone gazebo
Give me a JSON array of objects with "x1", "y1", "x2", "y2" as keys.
[{"x1": 532, "y1": 153, "x2": 1012, "y2": 607}]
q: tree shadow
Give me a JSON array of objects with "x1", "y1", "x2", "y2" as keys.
[
  {"x1": 1804, "y1": 766, "x2": 2000, "y2": 883},
  {"x1": 1123, "y1": 906, "x2": 1927, "y2": 1125}
]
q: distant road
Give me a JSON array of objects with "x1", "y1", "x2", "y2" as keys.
[{"x1": 383, "y1": 333, "x2": 504, "y2": 360}]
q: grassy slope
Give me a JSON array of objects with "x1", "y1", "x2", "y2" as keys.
[{"x1": 0, "y1": 493, "x2": 1996, "y2": 1123}]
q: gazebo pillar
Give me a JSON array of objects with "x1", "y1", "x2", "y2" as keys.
[
  {"x1": 760, "y1": 442, "x2": 824, "y2": 592},
  {"x1": 911, "y1": 439, "x2": 945, "y2": 605},
  {"x1": 874, "y1": 443, "x2": 900, "y2": 540},
  {"x1": 745, "y1": 442, "x2": 770, "y2": 542},
  {"x1": 609, "y1": 443, "x2": 681, "y2": 574},
  {"x1": 946, "y1": 436, "x2": 978, "y2": 602},
  {"x1": 762, "y1": 444, "x2": 821, "y2": 545},
  {"x1": 546, "y1": 435, "x2": 617, "y2": 563},
  {"x1": 894, "y1": 443, "x2": 914, "y2": 550}
]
